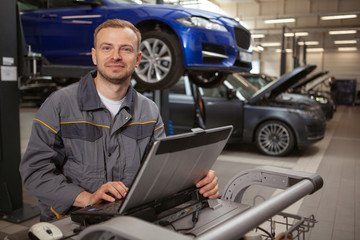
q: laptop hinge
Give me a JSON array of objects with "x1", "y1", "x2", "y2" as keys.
[{"x1": 191, "y1": 128, "x2": 206, "y2": 134}]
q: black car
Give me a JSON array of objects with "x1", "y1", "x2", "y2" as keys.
[
  {"x1": 290, "y1": 71, "x2": 336, "y2": 118},
  {"x1": 137, "y1": 65, "x2": 326, "y2": 156},
  {"x1": 240, "y1": 72, "x2": 335, "y2": 120}
]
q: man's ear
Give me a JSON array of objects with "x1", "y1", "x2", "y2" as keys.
[
  {"x1": 91, "y1": 48, "x2": 97, "y2": 65},
  {"x1": 136, "y1": 51, "x2": 141, "y2": 68}
]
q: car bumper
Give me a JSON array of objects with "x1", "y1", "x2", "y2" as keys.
[
  {"x1": 176, "y1": 24, "x2": 252, "y2": 72},
  {"x1": 298, "y1": 119, "x2": 326, "y2": 146}
]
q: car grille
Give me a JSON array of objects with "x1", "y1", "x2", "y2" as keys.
[
  {"x1": 234, "y1": 27, "x2": 251, "y2": 49},
  {"x1": 202, "y1": 43, "x2": 227, "y2": 64},
  {"x1": 306, "y1": 123, "x2": 325, "y2": 139}
]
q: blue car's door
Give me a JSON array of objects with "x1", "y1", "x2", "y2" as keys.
[{"x1": 21, "y1": 0, "x2": 105, "y2": 65}]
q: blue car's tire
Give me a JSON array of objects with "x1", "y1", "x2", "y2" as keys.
[{"x1": 134, "y1": 30, "x2": 184, "y2": 90}]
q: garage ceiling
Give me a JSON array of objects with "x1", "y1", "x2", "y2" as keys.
[{"x1": 157, "y1": 0, "x2": 360, "y2": 52}]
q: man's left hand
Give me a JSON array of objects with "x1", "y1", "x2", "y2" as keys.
[{"x1": 196, "y1": 170, "x2": 220, "y2": 199}]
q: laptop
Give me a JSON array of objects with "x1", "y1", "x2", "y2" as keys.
[{"x1": 70, "y1": 125, "x2": 233, "y2": 225}]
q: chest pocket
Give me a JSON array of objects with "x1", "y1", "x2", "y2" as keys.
[
  {"x1": 121, "y1": 122, "x2": 156, "y2": 140},
  {"x1": 60, "y1": 122, "x2": 104, "y2": 142}
]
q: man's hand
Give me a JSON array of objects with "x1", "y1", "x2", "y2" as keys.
[
  {"x1": 74, "y1": 181, "x2": 128, "y2": 207},
  {"x1": 196, "y1": 170, "x2": 220, "y2": 199}
]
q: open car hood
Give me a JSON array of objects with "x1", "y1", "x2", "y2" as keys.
[
  {"x1": 305, "y1": 74, "x2": 330, "y2": 91},
  {"x1": 291, "y1": 71, "x2": 329, "y2": 91},
  {"x1": 248, "y1": 65, "x2": 316, "y2": 105}
]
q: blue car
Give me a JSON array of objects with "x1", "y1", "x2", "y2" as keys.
[{"x1": 18, "y1": 0, "x2": 252, "y2": 89}]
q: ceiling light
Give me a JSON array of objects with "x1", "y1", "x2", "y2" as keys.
[
  {"x1": 264, "y1": 18, "x2": 295, "y2": 24},
  {"x1": 252, "y1": 34, "x2": 265, "y2": 38},
  {"x1": 253, "y1": 45, "x2": 264, "y2": 52},
  {"x1": 276, "y1": 49, "x2": 293, "y2": 53},
  {"x1": 329, "y1": 30, "x2": 357, "y2": 35},
  {"x1": 257, "y1": 46, "x2": 264, "y2": 51},
  {"x1": 261, "y1": 42, "x2": 281, "y2": 47},
  {"x1": 284, "y1": 32, "x2": 309, "y2": 37},
  {"x1": 334, "y1": 40, "x2": 357, "y2": 44},
  {"x1": 321, "y1": 14, "x2": 357, "y2": 20},
  {"x1": 306, "y1": 48, "x2": 324, "y2": 52},
  {"x1": 298, "y1": 41, "x2": 319, "y2": 45},
  {"x1": 338, "y1": 47, "x2": 358, "y2": 51}
]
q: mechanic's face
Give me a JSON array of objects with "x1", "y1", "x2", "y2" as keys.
[{"x1": 92, "y1": 27, "x2": 141, "y2": 85}]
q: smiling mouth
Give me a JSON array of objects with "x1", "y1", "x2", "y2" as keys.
[{"x1": 107, "y1": 64, "x2": 125, "y2": 69}]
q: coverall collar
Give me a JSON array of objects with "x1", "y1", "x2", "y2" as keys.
[{"x1": 77, "y1": 70, "x2": 134, "y2": 114}]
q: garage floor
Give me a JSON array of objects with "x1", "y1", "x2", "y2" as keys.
[{"x1": 1, "y1": 105, "x2": 359, "y2": 239}]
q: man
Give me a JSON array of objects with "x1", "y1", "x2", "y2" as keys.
[{"x1": 20, "y1": 19, "x2": 219, "y2": 222}]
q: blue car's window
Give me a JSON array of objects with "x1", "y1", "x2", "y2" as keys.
[
  {"x1": 18, "y1": 0, "x2": 46, "y2": 10},
  {"x1": 48, "y1": 0, "x2": 84, "y2": 8}
]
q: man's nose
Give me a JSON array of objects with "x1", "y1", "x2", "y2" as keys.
[{"x1": 112, "y1": 49, "x2": 122, "y2": 60}]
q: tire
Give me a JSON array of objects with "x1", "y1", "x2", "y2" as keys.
[
  {"x1": 133, "y1": 30, "x2": 184, "y2": 90},
  {"x1": 188, "y1": 72, "x2": 227, "y2": 88},
  {"x1": 255, "y1": 120, "x2": 295, "y2": 156}
]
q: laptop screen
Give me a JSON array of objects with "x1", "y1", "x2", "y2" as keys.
[{"x1": 119, "y1": 125, "x2": 233, "y2": 214}]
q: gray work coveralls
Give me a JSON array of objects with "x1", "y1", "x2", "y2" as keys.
[{"x1": 19, "y1": 70, "x2": 165, "y2": 221}]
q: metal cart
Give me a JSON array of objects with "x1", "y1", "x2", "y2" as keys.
[{"x1": 77, "y1": 166, "x2": 323, "y2": 240}]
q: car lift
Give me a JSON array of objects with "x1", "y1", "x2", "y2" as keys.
[{"x1": 0, "y1": 0, "x2": 40, "y2": 223}]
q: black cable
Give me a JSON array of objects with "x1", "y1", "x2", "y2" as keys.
[
  {"x1": 256, "y1": 226, "x2": 274, "y2": 239},
  {"x1": 159, "y1": 210, "x2": 200, "y2": 236}
]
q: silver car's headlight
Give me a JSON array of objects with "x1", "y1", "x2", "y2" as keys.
[
  {"x1": 176, "y1": 16, "x2": 227, "y2": 32},
  {"x1": 315, "y1": 96, "x2": 328, "y2": 104},
  {"x1": 310, "y1": 95, "x2": 328, "y2": 104}
]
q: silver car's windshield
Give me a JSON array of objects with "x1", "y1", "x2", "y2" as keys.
[
  {"x1": 225, "y1": 73, "x2": 259, "y2": 100},
  {"x1": 241, "y1": 75, "x2": 272, "y2": 89}
]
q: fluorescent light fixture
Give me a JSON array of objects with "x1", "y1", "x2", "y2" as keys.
[
  {"x1": 256, "y1": 46, "x2": 264, "y2": 51},
  {"x1": 334, "y1": 40, "x2": 357, "y2": 44},
  {"x1": 252, "y1": 34, "x2": 265, "y2": 38},
  {"x1": 253, "y1": 46, "x2": 264, "y2": 52},
  {"x1": 329, "y1": 30, "x2": 357, "y2": 35},
  {"x1": 276, "y1": 49, "x2": 293, "y2": 53},
  {"x1": 338, "y1": 47, "x2": 358, "y2": 51},
  {"x1": 284, "y1": 32, "x2": 309, "y2": 37},
  {"x1": 264, "y1": 18, "x2": 295, "y2": 24},
  {"x1": 306, "y1": 48, "x2": 324, "y2": 52},
  {"x1": 261, "y1": 42, "x2": 281, "y2": 47},
  {"x1": 321, "y1": 14, "x2": 357, "y2": 20},
  {"x1": 298, "y1": 41, "x2": 319, "y2": 45}
]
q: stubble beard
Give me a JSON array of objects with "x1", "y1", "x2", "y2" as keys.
[{"x1": 97, "y1": 67, "x2": 133, "y2": 85}]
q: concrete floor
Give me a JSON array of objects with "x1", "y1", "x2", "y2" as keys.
[{"x1": 1, "y1": 105, "x2": 359, "y2": 239}]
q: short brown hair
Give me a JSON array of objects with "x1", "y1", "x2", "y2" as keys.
[{"x1": 93, "y1": 19, "x2": 141, "y2": 51}]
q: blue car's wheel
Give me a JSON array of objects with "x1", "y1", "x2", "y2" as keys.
[
  {"x1": 134, "y1": 30, "x2": 184, "y2": 90},
  {"x1": 255, "y1": 120, "x2": 295, "y2": 156}
]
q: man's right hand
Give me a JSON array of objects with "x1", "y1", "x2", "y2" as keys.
[{"x1": 73, "y1": 181, "x2": 128, "y2": 207}]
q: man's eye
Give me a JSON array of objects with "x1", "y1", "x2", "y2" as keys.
[
  {"x1": 121, "y1": 47, "x2": 133, "y2": 53},
  {"x1": 102, "y1": 46, "x2": 111, "y2": 51}
]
